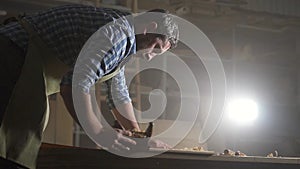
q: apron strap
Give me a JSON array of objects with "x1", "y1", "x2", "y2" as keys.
[
  {"x1": 98, "y1": 66, "x2": 121, "y2": 83},
  {"x1": 97, "y1": 54, "x2": 132, "y2": 83}
]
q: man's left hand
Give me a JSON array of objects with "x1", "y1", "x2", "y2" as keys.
[{"x1": 148, "y1": 138, "x2": 171, "y2": 149}]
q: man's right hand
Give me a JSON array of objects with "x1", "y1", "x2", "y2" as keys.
[{"x1": 97, "y1": 128, "x2": 137, "y2": 152}]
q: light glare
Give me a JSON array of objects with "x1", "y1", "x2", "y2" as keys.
[{"x1": 227, "y1": 99, "x2": 258, "y2": 125}]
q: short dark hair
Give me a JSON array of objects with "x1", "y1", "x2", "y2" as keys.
[{"x1": 134, "y1": 9, "x2": 179, "y2": 49}]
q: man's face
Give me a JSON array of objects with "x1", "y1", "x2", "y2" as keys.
[{"x1": 136, "y1": 34, "x2": 171, "y2": 61}]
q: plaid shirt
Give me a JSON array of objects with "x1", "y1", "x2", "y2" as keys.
[{"x1": 0, "y1": 5, "x2": 136, "y2": 108}]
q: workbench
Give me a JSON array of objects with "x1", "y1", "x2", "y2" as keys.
[{"x1": 37, "y1": 143, "x2": 300, "y2": 169}]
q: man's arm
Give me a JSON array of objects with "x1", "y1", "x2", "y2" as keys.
[
  {"x1": 60, "y1": 83, "x2": 136, "y2": 150},
  {"x1": 60, "y1": 84, "x2": 140, "y2": 131},
  {"x1": 111, "y1": 102, "x2": 140, "y2": 131},
  {"x1": 60, "y1": 83, "x2": 104, "y2": 139},
  {"x1": 72, "y1": 90, "x2": 103, "y2": 135},
  {"x1": 60, "y1": 83, "x2": 140, "y2": 131},
  {"x1": 60, "y1": 84, "x2": 80, "y2": 125},
  {"x1": 105, "y1": 67, "x2": 141, "y2": 131}
]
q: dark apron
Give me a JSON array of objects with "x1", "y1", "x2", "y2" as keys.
[
  {"x1": 0, "y1": 18, "x2": 69, "y2": 169},
  {"x1": 0, "y1": 16, "x2": 131, "y2": 168}
]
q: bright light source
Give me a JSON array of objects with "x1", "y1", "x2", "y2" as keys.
[{"x1": 227, "y1": 98, "x2": 258, "y2": 125}]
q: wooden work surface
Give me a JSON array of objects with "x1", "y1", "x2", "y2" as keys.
[{"x1": 37, "y1": 143, "x2": 300, "y2": 169}]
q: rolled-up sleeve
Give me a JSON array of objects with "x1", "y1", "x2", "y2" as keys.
[
  {"x1": 69, "y1": 16, "x2": 135, "y2": 104},
  {"x1": 72, "y1": 24, "x2": 121, "y2": 93},
  {"x1": 105, "y1": 66, "x2": 131, "y2": 109}
]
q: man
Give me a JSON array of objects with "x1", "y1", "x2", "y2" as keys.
[{"x1": 0, "y1": 4, "x2": 178, "y2": 168}]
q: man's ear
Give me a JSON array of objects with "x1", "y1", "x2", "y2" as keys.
[{"x1": 143, "y1": 22, "x2": 158, "y2": 35}]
